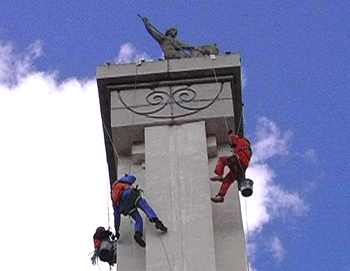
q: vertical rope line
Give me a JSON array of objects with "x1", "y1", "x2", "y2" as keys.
[
  {"x1": 213, "y1": 58, "x2": 233, "y2": 146},
  {"x1": 102, "y1": 119, "x2": 122, "y2": 164},
  {"x1": 133, "y1": 64, "x2": 139, "y2": 126},
  {"x1": 224, "y1": 116, "x2": 229, "y2": 132},
  {"x1": 244, "y1": 198, "x2": 251, "y2": 271},
  {"x1": 128, "y1": 63, "x2": 141, "y2": 174},
  {"x1": 237, "y1": 110, "x2": 243, "y2": 136},
  {"x1": 158, "y1": 236, "x2": 172, "y2": 271},
  {"x1": 224, "y1": 116, "x2": 232, "y2": 144},
  {"x1": 129, "y1": 216, "x2": 137, "y2": 260},
  {"x1": 107, "y1": 174, "x2": 111, "y2": 229},
  {"x1": 211, "y1": 57, "x2": 218, "y2": 84},
  {"x1": 238, "y1": 68, "x2": 246, "y2": 136}
]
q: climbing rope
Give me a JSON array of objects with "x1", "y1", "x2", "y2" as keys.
[
  {"x1": 128, "y1": 216, "x2": 137, "y2": 260},
  {"x1": 158, "y1": 235, "x2": 172, "y2": 271},
  {"x1": 224, "y1": 116, "x2": 231, "y2": 142},
  {"x1": 237, "y1": 67, "x2": 246, "y2": 136},
  {"x1": 212, "y1": 56, "x2": 234, "y2": 146},
  {"x1": 89, "y1": 250, "x2": 113, "y2": 271},
  {"x1": 102, "y1": 119, "x2": 122, "y2": 165},
  {"x1": 128, "y1": 61, "x2": 145, "y2": 173},
  {"x1": 220, "y1": 71, "x2": 252, "y2": 270},
  {"x1": 210, "y1": 56, "x2": 218, "y2": 84},
  {"x1": 97, "y1": 260, "x2": 112, "y2": 271},
  {"x1": 244, "y1": 199, "x2": 251, "y2": 271},
  {"x1": 237, "y1": 110, "x2": 244, "y2": 136},
  {"x1": 106, "y1": 174, "x2": 111, "y2": 230},
  {"x1": 132, "y1": 62, "x2": 140, "y2": 126}
]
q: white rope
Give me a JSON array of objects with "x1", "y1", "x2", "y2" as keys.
[
  {"x1": 106, "y1": 174, "x2": 111, "y2": 230},
  {"x1": 158, "y1": 235, "x2": 172, "y2": 271},
  {"x1": 224, "y1": 116, "x2": 232, "y2": 144},
  {"x1": 128, "y1": 216, "x2": 137, "y2": 260},
  {"x1": 237, "y1": 68, "x2": 246, "y2": 136},
  {"x1": 210, "y1": 56, "x2": 218, "y2": 84},
  {"x1": 102, "y1": 119, "x2": 122, "y2": 164},
  {"x1": 127, "y1": 63, "x2": 141, "y2": 174},
  {"x1": 244, "y1": 198, "x2": 251, "y2": 271},
  {"x1": 132, "y1": 62, "x2": 140, "y2": 126}
]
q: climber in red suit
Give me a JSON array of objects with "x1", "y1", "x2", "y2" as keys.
[{"x1": 210, "y1": 130, "x2": 253, "y2": 203}]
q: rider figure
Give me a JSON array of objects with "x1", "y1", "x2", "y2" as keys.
[{"x1": 141, "y1": 16, "x2": 195, "y2": 59}]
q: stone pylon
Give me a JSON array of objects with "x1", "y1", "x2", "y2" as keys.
[{"x1": 97, "y1": 54, "x2": 248, "y2": 271}]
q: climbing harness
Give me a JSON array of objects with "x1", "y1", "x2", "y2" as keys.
[{"x1": 120, "y1": 188, "x2": 142, "y2": 216}]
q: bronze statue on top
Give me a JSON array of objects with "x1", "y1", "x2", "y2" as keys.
[{"x1": 139, "y1": 15, "x2": 219, "y2": 60}]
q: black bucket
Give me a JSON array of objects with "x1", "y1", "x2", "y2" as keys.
[
  {"x1": 239, "y1": 179, "x2": 254, "y2": 197},
  {"x1": 99, "y1": 240, "x2": 113, "y2": 261}
]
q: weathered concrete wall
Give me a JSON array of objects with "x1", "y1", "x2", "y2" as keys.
[
  {"x1": 209, "y1": 145, "x2": 248, "y2": 271},
  {"x1": 114, "y1": 123, "x2": 248, "y2": 271},
  {"x1": 144, "y1": 121, "x2": 216, "y2": 271}
]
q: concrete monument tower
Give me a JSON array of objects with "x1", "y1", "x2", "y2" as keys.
[{"x1": 97, "y1": 20, "x2": 248, "y2": 271}]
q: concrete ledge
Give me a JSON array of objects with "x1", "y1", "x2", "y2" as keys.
[{"x1": 97, "y1": 54, "x2": 241, "y2": 81}]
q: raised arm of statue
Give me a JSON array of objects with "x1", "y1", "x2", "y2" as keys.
[
  {"x1": 139, "y1": 15, "x2": 219, "y2": 59},
  {"x1": 141, "y1": 17, "x2": 164, "y2": 44}
]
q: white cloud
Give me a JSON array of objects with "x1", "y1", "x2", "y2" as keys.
[
  {"x1": 270, "y1": 236, "x2": 285, "y2": 262},
  {"x1": 242, "y1": 117, "x2": 307, "y2": 233},
  {"x1": 0, "y1": 40, "x2": 43, "y2": 86},
  {"x1": 0, "y1": 41, "x2": 155, "y2": 271},
  {"x1": 246, "y1": 242, "x2": 258, "y2": 268},
  {"x1": 0, "y1": 41, "x2": 110, "y2": 271},
  {"x1": 304, "y1": 148, "x2": 318, "y2": 164},
  {"x1": 17, "y1": 40, "x2": 42, "y2": 77},
  {"x1": 240, "y1": 117, "x2": 308, "y2": 268},
  {"x1": 250, "y1": 117, "x2": 293, "y2": 163},
  {"x1": 115, "y1": 42, "x2": 151, "y2": 64}
]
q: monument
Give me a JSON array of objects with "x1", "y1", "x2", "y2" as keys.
[
  {"x1": 140, "y1": 15, "x2": 219, "y2": 59},
  {"x1": 97, "y1": 19, "x2": 249, "y2": 270}
]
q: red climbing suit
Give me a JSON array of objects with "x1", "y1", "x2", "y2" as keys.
[{"x1": 214, "y1": 133, "x2": 252, "y2": 197}]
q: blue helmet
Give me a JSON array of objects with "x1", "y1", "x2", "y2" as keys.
[{"x1": 118, "y1": 174, "x2": 136, "y2": 184}]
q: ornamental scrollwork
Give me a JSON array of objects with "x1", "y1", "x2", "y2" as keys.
[{"x1": 117, "y1": 83, "x2": 224, "y2": 119}]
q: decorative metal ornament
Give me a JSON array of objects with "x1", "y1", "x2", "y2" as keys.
[{"x1": 117, "y1": 83, "x2": 224, "y2": 119}]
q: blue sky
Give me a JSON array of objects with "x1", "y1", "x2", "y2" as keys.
[{"x1": 1, "y1": 1, "x2": 349, "y2": 270}]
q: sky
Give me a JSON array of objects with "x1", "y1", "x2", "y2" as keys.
[{"x1": 0, "y1": 1, "x2": 349, "y2": 271}]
